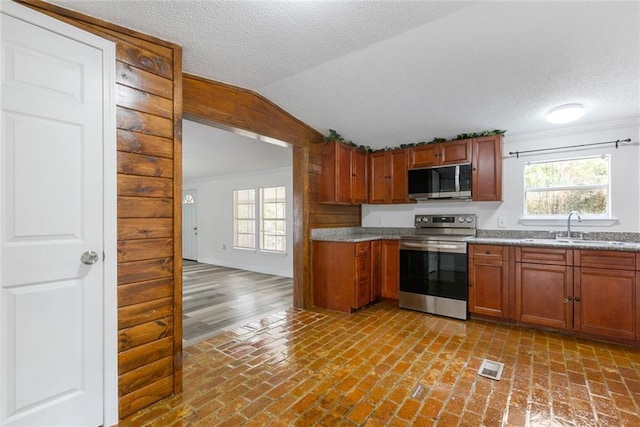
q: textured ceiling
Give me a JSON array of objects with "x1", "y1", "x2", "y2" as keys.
[{"x1": 46, "y1": 0, "x2": 640, "y2": 178}]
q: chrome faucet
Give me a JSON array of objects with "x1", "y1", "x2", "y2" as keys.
[{"x1": 567, "y1": 211, "x2": 582, "y2": 238}]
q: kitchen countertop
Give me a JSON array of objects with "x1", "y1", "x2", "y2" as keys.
[{"x1": 312, "y1": 227, "x2": 640, "y2": 252}]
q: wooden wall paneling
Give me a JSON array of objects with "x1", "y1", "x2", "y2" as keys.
[
  {"x1": 117, "y1": 152, "x2": 173, "y2": 178},
  {"x1": 118, "y1": 218, "x2": 173, "y2": 240},
  {"x1": 118, "y1": 277, "x2": 174, "y2": 307},
  {"x1": 17, "y1": 0, "x2": 184, "y2": 418},
  {"x1": 118, "y1": 318, "x2": 173, "y2": 353},
  {"x1": 116, "y1": 62, "x2": 173, "y2": 99},
  {"x1": 117, "y1": 130, "x2": 174, "y2": 158},
  {"x1": 117, "y1": 258, "x2": 173, "y2": 285},
  {"x1": 171, "y1": 42, "x2": 183, "y2": 397},
  {"x1": 117, "y1": 238, "x2": 174, "y2": 263},
  {"x1": 118, "y1": 197, "x2": 173, "y2": 218},
  {"x1": 117, "y1": 106, "x2": 174, "y2": 138},
  {"x1": 118, "y1": 297, "x2": 174, "y2": 329},
  {"x1": 118, "y1": 337, "x2": 173, "y2": 375},
  {"x1": 118, "y1": 356, "x2": 174, "y2": 397},
  {"x1": 116, "y1": 85, "x2": 174, "y2": 119},
  {"x1": 117, "y1": 377, "x2": 173, "y2": 419},
  {"x1": 117, "y1": 175, "x2": 173, "y2": 198}
]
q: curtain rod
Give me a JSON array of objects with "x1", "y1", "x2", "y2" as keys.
[{"x1": 508, "y1": 138, "x2": 632, "y2": 159}]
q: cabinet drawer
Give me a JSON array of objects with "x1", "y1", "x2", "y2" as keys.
[
  {"x1": 471, "y1": 244, "x2": 506, "y2": 260},
  {"x1": 517, "y1": 246, "x2": 572, "y2": 265},
  {"x1": 576, "y1": 250, "x2": 636, "y2": 270},
  {"x1": 356, "y1": 255, "x2": 369, "y2": 280},
  {"x1": 355, "y1": 279, "x2": 370, "y2": 309},
  {"x1": 355, "y1": 242, "x2": 369, "y2": 256}
]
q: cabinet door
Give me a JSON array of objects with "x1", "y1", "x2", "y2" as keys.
[
  {"x1": 370, "y1": 240, "x2": 381, "y2": 302},
  {"x1": 575, "y1": 267, "x2": 636, "y2": 340},
  {"x1": 389, "y1": 149, "x2": 408, "y2": 203},
  {"x1": 515, "y1": 262, "x2": 573, "y2": 329},
  {"x1": 368, "y1": 151, "x2": 388, "y2": 204},
  {"x1": 354, "y1": 253, "x2": 371, "y2": 309},
  {"x1": 381, "y1": 240, "x2": 399, "y2": 299},
  {"x1": 441, "y1": 139, "x2": 471, "y2": 165},
  {"x1": 407, "y1": 144, "x2": 440, "y2": 168},
  {"x1": 335, "y1": 142, "x2": 353, "y2": 203},
  {"x1": 472, "y1": 135, "x2": 502, "y2": 201},
  {"x1": 351, "y1": 149, "x2": 368, "y2": 203},
  {"x1": 469, "y1": 257, "x2": 508, "y2": 318}
]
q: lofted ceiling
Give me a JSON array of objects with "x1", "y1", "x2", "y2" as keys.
[{"x1": 47, "y1": 0, "x2": 640, "y2": 178}]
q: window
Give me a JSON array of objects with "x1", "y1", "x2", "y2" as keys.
[
  {"x1": 260, "y1": 186, "x2": 286, "y2": 252},
  {"x1": 524, "y1": 155, "x2": 610, "y2": 217},
  {"x1": 233, "y1": 189, "x2": 255, "y2": 249},
  {"x1": 233, "y1": 186, "x2": 286, "y2": 252}
]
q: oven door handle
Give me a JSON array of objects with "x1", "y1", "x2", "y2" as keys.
[{"x1": 401, "y1": 242, "x2": 466, "y2": 253}]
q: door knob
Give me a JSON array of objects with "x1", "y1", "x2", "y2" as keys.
[{"x1": 81, "y1": 251, "x2": 100, "y2": 265}]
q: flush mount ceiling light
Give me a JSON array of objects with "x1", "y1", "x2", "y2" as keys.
[{"x1": 546, "y1": 103, "x2": 585, "y2": 124}]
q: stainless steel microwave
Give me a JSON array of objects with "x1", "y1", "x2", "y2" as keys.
[{"x1": 408, "y1": 163, "x2": 472, "y2": 201}]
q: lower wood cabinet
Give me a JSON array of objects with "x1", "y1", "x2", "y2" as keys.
[
  {"x1": 380, "y1": 240, "x2": 399, "y2": 299},
  {"x1": 468, "y1": 244, "x2": 509, "y2": 319},
  {"x1": 313, "y1": 240, "x2": 373, "y2": 313},
  {"x1": 515, "y1": 261, "x2": 573, "y2": 330},
  {"x1": 574, "y1": 250, "x2": 638, "y2": 340},
  {"x1": 469, "y1": 244, "x2": 640, "y2": 343},
  {"x1": 313, "y1": 239, "x2": 399, "y2": 312}
]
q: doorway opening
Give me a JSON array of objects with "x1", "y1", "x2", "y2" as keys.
[{"x1": 180, "y1": 119, "x2": 294, "y2": 345}]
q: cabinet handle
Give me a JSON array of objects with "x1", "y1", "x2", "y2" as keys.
[
  {"x1": 574, "y1": 297, "x2": 581, "y2": 302},
  {"x1": 485, "y1": 250, "x2": 490, "y2": 254},
  {"x1": 563, "y1": 296, "x2": 573, "y2": 303}
]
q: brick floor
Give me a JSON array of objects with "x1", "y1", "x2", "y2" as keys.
[{"x1": 119, "y1": 300, "x2": 640, "y2": 426}]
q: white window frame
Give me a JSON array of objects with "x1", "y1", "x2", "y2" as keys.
[
  {"x1": 259, "y1": 186, "x2": 286, "y2": 253},
  {"x1": 233, "y1": 186, "x2": 287, "y2": 253},
  {"x1": 519, "y1": 154, "x2": 618, "y2": 227},
  {"x1": 233, "y1": 189, "x2": 256, "y2": 250}
]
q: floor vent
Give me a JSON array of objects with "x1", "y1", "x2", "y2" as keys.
[{"x1": 478, "y1": 359, "x2": 504, "y2": 381}]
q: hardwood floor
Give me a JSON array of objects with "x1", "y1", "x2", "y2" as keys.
[{"x1": 182, "y1": 261, "x2": 293, "y2": 347}]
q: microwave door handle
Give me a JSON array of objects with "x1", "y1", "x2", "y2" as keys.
[{"x1": 455, "y1": 165, "x2": 460, "y2": 193}]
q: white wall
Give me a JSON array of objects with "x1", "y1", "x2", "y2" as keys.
[
  {"x1": 184, "y1": 166, "x2": 294, "y2": 277},
  {"x1": 363, "y1": 120, "x2": 640, "y2": 233}
]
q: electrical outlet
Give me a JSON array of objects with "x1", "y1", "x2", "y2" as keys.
[{"x1": 498, "y1": 216, "x2": 507, "y2": 228}]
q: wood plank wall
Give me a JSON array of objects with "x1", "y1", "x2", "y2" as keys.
[
  {"x1": 183, "y1": 75, "x2": 361, "y2": 309},
  {"x1": 17, "y1": 0, "x2": 183, "y2": 419}
]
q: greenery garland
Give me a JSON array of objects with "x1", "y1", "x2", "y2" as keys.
[{"x1": 323, "y1": 129, "x2": 507, "y2": 153}]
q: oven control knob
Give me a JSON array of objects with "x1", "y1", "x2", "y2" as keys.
[
  {"x1": 465, "y1": 216, "x2": 474, "y2": 223},
  {"x1": 458, "y1": 217, "x2": 465, "y2": 223}
]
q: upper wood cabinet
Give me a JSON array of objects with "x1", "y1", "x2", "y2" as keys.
[
  {"x1": 368, "y1": 149, "x2": 409, "y2": 204},
  {"x1": 319, "y1": 141, "x2": 368, "y2": 204},
  {"x1": 407, "y1": 139, "x2": 471, "y2": 168},
  {"x1": 472, "y1": 135, "x2": 503, "y2": 201}
]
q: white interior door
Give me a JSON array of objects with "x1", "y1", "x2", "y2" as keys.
[
  {"x1": 1, "y1": 3, "x2": 116, "y2": 426},
  {"x1": 182, "y1": 189, "x2": 198, "y2": 260}
]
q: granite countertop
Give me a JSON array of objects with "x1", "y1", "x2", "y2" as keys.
[
  {"x1": 311, "y1": 227, "x2": 411, "y2": 242},
  {"x1": 312, "y1": 227, "x2": 640, "y2": 252}
]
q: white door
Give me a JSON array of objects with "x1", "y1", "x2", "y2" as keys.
[
  {"x1": 182, "y1": 189, "x2": 198, "y2": 260},
  {"x1": 1, "y1": 3, "x2": 116, "y2": 426}
]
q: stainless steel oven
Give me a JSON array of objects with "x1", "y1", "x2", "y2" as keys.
[{"x1": 399, "y1": 214, "x2": 476, "y2": 320}]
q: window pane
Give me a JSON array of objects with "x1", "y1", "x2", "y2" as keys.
[
  {"x1": 524, "y1": 155, "x2": 609, "y2": 216},
  {"x1": 525, "y1": 188, "x2": 608, "y2": 215},
  {"x1": 259, "y1": 186, "x2": 286, "y2": 252},
  {"x1": 233, "y1": 189, "x2": 255, "y2": 249},
  {"x1": 525, "y1": 157, "x2": 608, "y2": 188}
]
